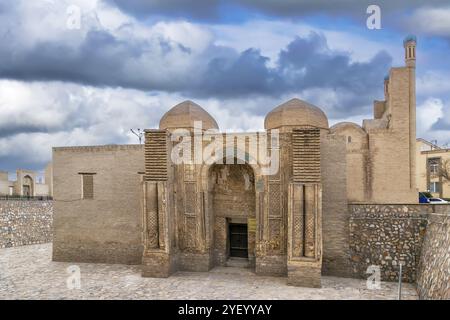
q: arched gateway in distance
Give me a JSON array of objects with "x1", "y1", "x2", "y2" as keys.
[{"x1": 52, "y1": 38, "x2": 418, "y2": 287}]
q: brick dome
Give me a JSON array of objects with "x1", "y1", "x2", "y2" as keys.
[
  {"x1": 159, "y1": 100, "x2": 219, "y2": 131},
  {"x1": 264, "y1": 98, "x2": 329, "y2": 130},
  {"x1": 330, "y1": 122, "x2": 365, "y2": 134}
]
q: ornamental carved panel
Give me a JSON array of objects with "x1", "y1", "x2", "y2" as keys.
[
  {"x1": 288, "y1": 183, "x2": 322, "y2": 261},
  {"x1": 184, "y1": 182, "x2": 196, "y2": 214},
  {"x1": 269, "y1": 183, "x2": 281, "y2": 217}
]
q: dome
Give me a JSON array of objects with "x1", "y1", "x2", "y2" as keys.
[
  {"x1": 404, "y1": 35, "x2": 417, "y2": 45},
  {"x1": 330, "y1": 122, "x2": 365, "y2": 134},
  {"x1": 264, "y1": 98, "x2": 329, "y2": 130},
  {"x1": 159, "y1": 100, "x2": 219, "y2": 131}
]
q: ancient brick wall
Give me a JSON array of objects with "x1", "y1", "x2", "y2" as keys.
[
  {"x1": 321, "y1": 134, "x2": 352, "y2": 277},
  {"x1": 52, "y1": 144, "x2": 144, "y2": 265},
  {"x1": 417, "y1": 211, "x2": 450, "y2": 300},
  {"x1": 0, "y1": 200, "x2": 52, "y2": 248},
  {"x1": 329, "y1": 122, "x2": 369, "y2": 203},
  {"x1": 349, "y1": 204, "x2": 429, "y2": 283}
]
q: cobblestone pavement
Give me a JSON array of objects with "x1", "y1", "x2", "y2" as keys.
[{"x1": 0, "y1": 244, "x2": 418, "y2": 300}]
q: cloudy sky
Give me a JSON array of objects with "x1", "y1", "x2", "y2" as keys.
[{"x1": 1, "y1": 0, "x2": 450, "y2": 175}]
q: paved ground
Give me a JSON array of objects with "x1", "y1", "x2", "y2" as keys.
[{"x1": 0, "y1": 244, "x2": 418, "y2": 300}]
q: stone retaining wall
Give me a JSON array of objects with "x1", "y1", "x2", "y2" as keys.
[
  {"x1": 0, "y1": 200, "x2": 53, "y2": 248},
  {"x1": 417, "y1": 212, "x2": 450, "y2": 300},
  {"x1": 349, "y1": 204, "x2": 429, "y2": 283}
]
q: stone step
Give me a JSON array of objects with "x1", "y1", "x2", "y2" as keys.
[{"x1": 225, "y1": 258, "x2": 249, "y2": 268}]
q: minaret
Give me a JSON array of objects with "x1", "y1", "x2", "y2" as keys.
[
  {"x1": 404, "y1": 35, "x2": 417, "y2": 191},
  {"x1": 404, "y1": 35, "x2": 417, "y2": 68}
]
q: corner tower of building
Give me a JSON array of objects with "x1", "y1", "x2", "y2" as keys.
[
  {"x1": 405, "y1": 36, "x2": 417, "y2": 192},
  {"x1": 371, "y1": 36, "x2": 417, "y2": 202},
  {"x1": 332, "y1": 37, "x2": 418, "y2": 203}
]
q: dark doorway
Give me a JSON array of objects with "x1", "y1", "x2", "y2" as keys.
[
  {"x1": 229, "y1": 224, "x2": 248, "y2": 258},
  {"x1": 23, "y1": 185, "x2": 31, "y2": 197}
]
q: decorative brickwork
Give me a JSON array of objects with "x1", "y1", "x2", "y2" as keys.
[
  {"x1": 145, "y1": 182, "x2": 159, "y2": 249},
  {"x1": 292, "y1": 128, "x2": 321, "y2": 183},
  {"x1": 144, "y1": 130, "x2": 168, "y2": 181},
  {"x1": 287, "y1": 127, "x2": 323, "y2": 287}
]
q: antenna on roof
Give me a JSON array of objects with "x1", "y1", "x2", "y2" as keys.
[{"x1": 130, "y1": 128, "x2": 144, "y2": 144}]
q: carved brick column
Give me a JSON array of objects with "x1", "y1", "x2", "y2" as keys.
[
  {"x1": 287, "y1": 128, "x2": 323, "y2": 287},
  {"x1": 141, "y1": 130, "x2": 177, "y2": 277}
]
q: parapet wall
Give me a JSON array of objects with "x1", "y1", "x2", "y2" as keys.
[
  {"x1": 348, "y1": 204, "x2": 429, "y2": 283},
  {"x1": 0, "y1": 200, "x2": 53, "y2": 248},
  {"x1": 417, "y1": 212, "x2": 450, "y2": 300}
]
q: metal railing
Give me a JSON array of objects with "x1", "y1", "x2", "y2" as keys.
[{"x1": 0, "y1": 195, "x2": 53, "y2": 201}]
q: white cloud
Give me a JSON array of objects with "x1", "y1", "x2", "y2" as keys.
[
  {"x1": 211, "y1": 19, "x2": 400, "y2": 65},
  {"x1": 152, "y1": 21, "x2": 213, "y2": 53},
  {"x1": 0, "y1": 80, "x2": 178, "y2": 170},
  {"x1": 416, "y1": 97, "x2": 444, "y2": 137},
  {"x1": 408, "y1": 7, "x2": 450, "y2": 36},
  {"x1": 0, "y1": 79, "x2": 271, "y2": 170},
  {"x1": 417, "y1": 71, "x2": 450, "y2": 96}
]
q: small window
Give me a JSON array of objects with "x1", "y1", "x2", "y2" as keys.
[
  {"x1": 428, "y1": 158, "x2": 440, "y2": 175},
  {"x1": 347, "y1": 136, "x2": 352, "y2": 143},
  {"x1": 430, "y1": 164, "x2": 439, "y2": 175},
  {"x1": 429, "y1": 182, "x2": 441, "y2": 193},
  {"x1": 81, "y1": 174, "x2": 95, "y2": 199}
]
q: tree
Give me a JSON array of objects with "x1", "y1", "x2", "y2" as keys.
[{"x1": 438, "y1": 158, "x2": 450, "y2": 182}]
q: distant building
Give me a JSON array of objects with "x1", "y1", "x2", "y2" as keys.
[
  {"x1": 0, "y1": 164, "x2": 53, "y2": 197},
  {"x1": 416, "y1": 139, "x2": 450, "y2": 199}
]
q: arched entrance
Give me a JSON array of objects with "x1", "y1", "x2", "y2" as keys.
[
  {"x1": 209, "y1": 161, "x2": 256, "y2": 267},
  {"x1": 23, "y1": 175, "x2": 33, "y2": 197}
]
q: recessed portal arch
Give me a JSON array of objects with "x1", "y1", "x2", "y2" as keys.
[
  {"x1": 199, "y1": 148, "x2": 264, "y2": 269},
  {"x1": 22, "y1": 175, "x2": 33, "y2": 197},
  {"x1": 209, "y1": 161, "x2": 256, "y2": 266}
]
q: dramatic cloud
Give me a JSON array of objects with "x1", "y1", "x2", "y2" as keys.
[
  {"x1": 407, "y1": 7, "x2": 450, "y2": 37},
  {"x1": 107, "y1": 0, "x2": 450, "y2": 20},
  {"x1": 0, "y1": 2, "x2": 392, "y2": 116},
  {"x1": 0, "y1": 80, "x2": 271, "y2": 172},
  {"x1": 190, "y1": 33, "x2": 392, "y2": 118},
  {"x1": 0, "y1": 1, "x2": 207, "y2": 91},
  {"x1": 0, "y1": 0, "x2": 449, "y2": 174},
  {"x1": 0, "y1": 80, "x2": 173, "y2": 171},
  {"x1": 106, "y1": 0, "x2": 221, "y2": 20}
]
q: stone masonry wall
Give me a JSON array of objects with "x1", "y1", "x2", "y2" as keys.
[
  {"x1": 417, "y1": 212, "x2": 450, "y2": 300},
  {"x1": 0, "y1": 200, "x2": 53, "y2": 248},
  {"x1": 349, "y1": 204, "x2": 429, "y2": 283}
]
